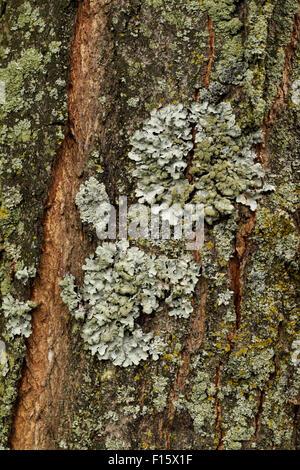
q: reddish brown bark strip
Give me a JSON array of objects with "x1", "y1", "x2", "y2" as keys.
[
  {"x1": 215, "y1": 212, "x2": 256, "y2": 449},
  {"x1": 10, "y1": 0, "x2": 110, "y2": 450},
  {"x1": 204, "y1": 17, "x2": 215, "y2": 89}
]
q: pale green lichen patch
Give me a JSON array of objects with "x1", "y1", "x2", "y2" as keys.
[
  {"x1": 63, "y1": 175, "x2": 200, "y2": 367},
  {"x1": 60, "y1": 237, "x2": 200, "y2": 367},
  {"x1": 12, "y1": 1, "x2": 46, "y2": 35},
  {"x1": 0, "y1": 340, "x2": 8, "y2": 377},
  {"x1": 0, "y1": 48, "x2": 43, "y2": 115},
  {"x1": 185, "y1": 370, "x2": 216, "y2": 438},
  {"x1": 1, "y1": 294, "x2": 36, "y2": 339},
  {"x1": 291, "y1": 339, "x2": 300, "y2": 368},
  {"x1": 128, "y1": 104, "x2": 193, "y2": 213},
  {"x1": 75, "y1": 177, "x2": 112, "y2": 236},
  {"x1": 151, "y1": 373, "x2": 169, "y2": 412},
  {"x1": 291, "y1": 80, "x2": 300, "y2": 106},
  {"x1": 129, "y1": 97, "x2": 270, "y2": 224},
  {"x1": 15, "y1": 265, "x2": 36, "y2": 285}
]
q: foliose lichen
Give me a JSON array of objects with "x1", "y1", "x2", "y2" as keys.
[
  {"x1": 0, "y1": 341, "x2": 9, "y2": 377},
  {"x1": 128, "y1": 95, "x2": 271, "y2": 224},
  {"x1": 128, "y1": 103, "x2": 193, "y2": 224},
  {"x1": 15, "y1": 265, "x2": 36, "y2": 285},
  {"x1": 291, "y1": 339, "x2": 300, "y2": 368},
  {"x1": 1, "y1": 294, "x2": 36, "y2": 339},
  {"x1": 75, "y1": 177, "x2": 112, "y2": 236},
  {"x1": 291, "y1": 80, "x2": 300, "y2": 106},
  {"x1": 60, "y1": 237, "x2": 200, "y2": 367}
]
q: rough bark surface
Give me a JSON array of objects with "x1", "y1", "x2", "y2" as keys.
[
  {"x1": 0, "y1": 0, "x2": 299, "y2": 450},
  {"x1": 10, "y1": 0, "x2": 111, "y2": 450}
]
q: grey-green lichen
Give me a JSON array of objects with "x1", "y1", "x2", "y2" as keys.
[
  {"x1": 129, "y1": 103, "x2": 193, "y2": 221},
  {"x1": 15, "y1": 265, "x2": 36, "y2": 285},
  {"x1": 151, "y1": 373, "x2": 169, "y2": 412},
  {"x1": 185, "y1": 370, "x2": 216, "y2": 438},
  {"x1": 1, "y1": 294, "x2": 36, "y2": 339},
  {"x1": 291, "y1": 338, "x2": 300, "y2": 368},
  {"x1": 0, "y1": 341, "x2": 9, "y2": 377},
  {"x1": 291, "y1": 80, "x2": 300, "y2": 106},
  {"x1": 75, "y1": 177, "x2": 112, "y2": 236},
  {"x1": 60, "y1": 237, "x2": 200, "y2": 367},
  {"x1": 63, "y1": 173, "x2": 201, "y2": 367},
  {"x1": 129, "y1": 96, "x2": 271, "y2": 224}
]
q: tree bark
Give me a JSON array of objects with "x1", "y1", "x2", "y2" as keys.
[{"x1": 0, "y1": 0, "x2": 299, "y2": 450}]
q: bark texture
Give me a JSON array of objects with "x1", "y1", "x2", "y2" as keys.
[{"x1": 0, "y1": 0, "x2": 299, "y2": 450}]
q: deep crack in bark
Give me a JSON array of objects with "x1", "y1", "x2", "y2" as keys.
[
  {"x1": 204, "y1": 17, "x2": 215, "y2": 89},
  {"x1": 215, "y1": 211, "x2": 256, "y2": 449},
  {"x1": 258, "y1": 10, "x2": 300, "y2": 168}
]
